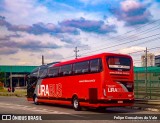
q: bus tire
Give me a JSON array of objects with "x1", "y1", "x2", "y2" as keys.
[
  {"x1": 72, "y1": 96, "x2": 81, "y2": 111},
  {"x1": 33, "y1": 95, "x2": 39, "y2": 105}
]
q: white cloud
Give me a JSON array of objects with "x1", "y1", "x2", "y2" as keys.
[
  {"x1": 118, "y1": 46, "x2": 145, "y2": 54},
  {"x1": 0, "y1": 48, "x2": 64, "y2": 65},
  {"x1": 121, "y1": 0, "x2": 141, "y2": 12},
  {"x1": 41, "y1": 50, "x2": 63, "y2": 60},
  {"x1": 0, "y1": 26, "x2": 14, "y2": 38},
  {"x1": 110, "y1": 0, "x2": 152, "y2": 26},
  {"x1": 14, "y1": 32, "x2": 67, "y2": 47},
  {"x1": 148, "y1": 1, "x2": 160, "y2": 20},
  {"x1": 154, "y1": 48, "x2": 160, "y2": 56},
  {"x1": 0, "y1": 47, "x2": 18, "y2": 55},
  {"x1": 0, "y1": 0, "x2": 103, "y2": 25},
  {"x1": 0, "y1": 0, "x2": 47, "y2": 24}
]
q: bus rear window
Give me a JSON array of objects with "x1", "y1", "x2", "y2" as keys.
[{"x1": 107, "y1": 56, "x2": 131, "y2": 70}]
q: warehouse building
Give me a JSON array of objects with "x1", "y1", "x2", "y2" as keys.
[
  {"x1": 0, "y1": 65, "x2": 37, "y2": 87},
  {"x1": 155, "y1": 55, "x2": 160, "y2": 67}
]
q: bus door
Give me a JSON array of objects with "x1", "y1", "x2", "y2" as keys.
[{"x1": 27, "y1": 67, "x2": 39, "y2": 99}]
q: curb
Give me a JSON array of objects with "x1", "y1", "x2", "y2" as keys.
[
  {"x1": 130, "y1": 106, "x2": 160, "y2": 112},
  {"x1": 132, "y1": 99, "x2": 160, "y2": 112},
  {"x1": 0, "y1": 92, "x2": 26, "y2": 97},
  {"x1": 135, "y1": 99, "x2": 160, "y2": 105}
]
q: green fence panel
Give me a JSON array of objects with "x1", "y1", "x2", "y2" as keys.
[{"x1": 134, "y1": 67, "x2": 160, "y2": 100}]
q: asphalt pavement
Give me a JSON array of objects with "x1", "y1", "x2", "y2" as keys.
[
  {"x1": 131, "y1": 99, "x2": 160, "y2": 112},
  {"x1": 0, "y1": 96, "x2": 159, "y2": 123}
]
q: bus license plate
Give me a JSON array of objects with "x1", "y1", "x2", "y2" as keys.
[{"x1": 118, "y1": 101, "x2": 123, "y2": 103}]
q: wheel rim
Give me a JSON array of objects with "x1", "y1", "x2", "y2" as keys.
[{"x1": 74, "y1": 99, "x2": 78, "y2": 109}]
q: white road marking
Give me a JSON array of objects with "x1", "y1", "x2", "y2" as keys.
[
  {"x1": 0, "y1": 102, "x2": 69, "y2": 114},
  {"x1": 0, "y1": 102, "x2": 87, "y2": 118}
]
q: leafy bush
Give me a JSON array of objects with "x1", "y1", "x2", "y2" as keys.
[
  {"x1": 0, "y1": 86, "x2": 4, "y2": 91},
  {"x1": 0, "y1": 72, "x2": 5, "y2": 84}
]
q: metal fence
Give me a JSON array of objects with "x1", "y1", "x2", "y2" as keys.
[{"x1": 134, "y1": 67, "x2": 160, "y2": 99}]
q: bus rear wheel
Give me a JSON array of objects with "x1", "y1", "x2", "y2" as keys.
[
  {"x1": 33, "y1": 95, "x2": 39, "y2": 105},
  {"x1": 72, "y1": 96, "x2": 81, "y2": 111}
]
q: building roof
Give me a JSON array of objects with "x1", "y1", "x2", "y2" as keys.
[
  {"x1": 0, "y1": 65, "x2": 37, "y2": 73},
  {"x1": 1, "y1": 65, "x2": 160, "y2": 73}
]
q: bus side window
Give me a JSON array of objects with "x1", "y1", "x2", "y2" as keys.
[
  {"x1": 60, "y1": 64, "x2": 72, "y2": 76},
  {"x1": 90, "y1": 58, "x2": 102, "y2": 73},
  {"x1": 74, "y1": 61, "x2": 89, "y2": 74},
  {"x1": 48, "y1": 67, "x2": 59, "y2": 77}
]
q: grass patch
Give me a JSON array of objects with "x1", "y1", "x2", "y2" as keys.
[
  {"x1": 0, "y1": 87, "x2": 6, "y2": 92},
  {"x1": 0, "y1": 88, "x2": 27, "y2": 97},
  {"x1": 14, "y1": 89, "x2": 27, "y2": 97}
]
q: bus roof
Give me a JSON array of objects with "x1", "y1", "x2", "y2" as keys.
[{"x1": 52, "y1": 52, "x2": 132, "y2": 67}]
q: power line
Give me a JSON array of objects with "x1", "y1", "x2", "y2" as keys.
[
  {"x1": 81, "y1": 19, "x2": 160, "y2": 51},
  {"x1": 82, "y1": 27, "x2": 160, "y2": 51},
  {"x1": 61, "y1": 38, "x2": 160, "y2": 61},
  {"x1": 110, "y1": 36, "x2": 160, "y2": 53},
  {"x1": 129, "y1": 47, "x2": 160, "y2": 54},
  {"x1": 80, "y1": 33, "x2": 160, "y2": 56},
  {"x1": 58, "y1": 19, "x2": 160, "y2": 61}
]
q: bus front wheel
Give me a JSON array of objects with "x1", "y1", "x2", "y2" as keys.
[
  {"x1": 33, "y1": 95, "x2": 39, "y2": 105},
  {"x1": 72, "y1": 96, "x2": 81, "y2": 111}
]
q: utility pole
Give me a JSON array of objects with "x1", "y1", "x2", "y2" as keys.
[
  {"x1": 42, "y1": 55, "x2": 44, "y2": 65},
  {"x1": 74, "y1": 47, "x2": 79, "y2": 59},
  {"x1": 10, "y1": 66, "x2": 12, "y2": 93},
  {"x1": 145, "y1": 47, "x2": 148, "y2": 98}
]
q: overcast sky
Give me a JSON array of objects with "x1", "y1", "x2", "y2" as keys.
[{"x1": 0, "y1": 0, "x2": 160, "y2": 66}]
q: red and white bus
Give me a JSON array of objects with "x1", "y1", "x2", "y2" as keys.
[{"x1": 27, "y1": 53, "x2": 134, "y2": 110}]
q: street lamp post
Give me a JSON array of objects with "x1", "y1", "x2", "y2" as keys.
[{"x1": 145, "y1": 47, "x2": 148, "y2": 98}]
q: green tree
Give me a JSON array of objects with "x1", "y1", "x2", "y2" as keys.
[{"x1": 0, "y1": 72, "x2": 5, "y2": 83}]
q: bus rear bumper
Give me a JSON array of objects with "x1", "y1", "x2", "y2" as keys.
[
  {"x1": 80, "y1": 99, "x2": 134, "y2": 108},
  {"x1": 98, "y1": 102, "x2": 134, "y2": 107}
]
